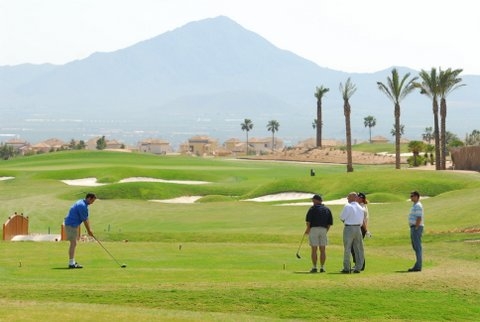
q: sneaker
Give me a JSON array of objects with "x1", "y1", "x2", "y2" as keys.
[
  {"x1": 309, "y1": 268, "x2": 318, "y2": 273},
  {"x1": 407, "y1": 268, "x2": 421, "y2": 272},
  {"x1": 319, "y1": 268, "x2": 325, "y2": 273},
  {"x1": 68, "y1": 263, "x2": 83, "y2": 269},
  {"x1": 340, "y1": 269, "x2": 350, "y2": 274},
  {"x1": 353, "y1": 270, "x2": 360, "y2": 274}
]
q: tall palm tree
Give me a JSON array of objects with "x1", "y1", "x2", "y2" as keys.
[
  {"x1": 266, "y1": 120, "x2": 280, "y2": 152},
  {"x1": 241, "y1": 118, "x2": 254, "y2": 155},
  {"x1": 314, "y1": 86, "x2": 329, "y2": 148},
  {"x1": 438, "y1": 68, "x2": 465, "y2": 169},
  {"x1": 363, "y1": 115, "x2": 376, "y2": 143},
  {"x1": 416, "y1": 68, "x2": 441, "y2": 170},
  {"x1": 377, "y1": 68, "x2": 418, "y2": 169},
  {"x1": 339, "y1": 78, "x2": 356, "y2": 173}
]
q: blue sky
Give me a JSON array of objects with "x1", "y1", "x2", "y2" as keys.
[{"x1": 1, "y1": 0, "x2": 479, "y2": 74}]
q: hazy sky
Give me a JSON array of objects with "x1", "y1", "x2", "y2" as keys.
[{"x1": 1, "y1": 0, "x2": 479, "y2": 74}]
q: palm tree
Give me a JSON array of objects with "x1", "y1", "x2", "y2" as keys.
[
  {"x1": 408, "y1": 140, "x2": 425, "y2": 167},
  {"x1": 339, "y1": 78, "x2": 356, "y2": 173},
  {"x1": 314, "y1": 86, "x2": 329, "y2": 148},
  {"x1": 241, "y1": 118, "x2": 254, "y2": 155},
  {"x1": 438, "y1": 68, "x2": 465, "y2": 169},
  {"x1": 416, "y1": 68, "x2": 441, "y2": 170},
  {"x1": 377, "y1": 68, "x2": 418, "y2": 169},
  {"x1": 363, "y1": 115, "x2": 376, "y2": 143},
  {"x1": 390, "y1": 124, "x2": 405, "y2": 137},
  {"x1": 266, "y1": 120, "x2": 280, "y2": 152},
  {"x1": 422, "y1": 126, "x2": 434, "y2": 144}
]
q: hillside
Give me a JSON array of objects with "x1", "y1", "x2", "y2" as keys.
[{"x1": 1, "y1": 16, "x2": 479, "y2": 148}]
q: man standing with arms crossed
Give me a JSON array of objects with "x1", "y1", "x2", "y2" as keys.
[
  {"x1": 304, "y1": 194, "x2": 333, "y2": 273},
  {"x1": 340, "y1": 192, "x2": 365, "y2": 273},
  {"x1": 408, "y1": 190, "x2": 424, "y2": 272},
  {"x1": 64, "y1": 193, "x2": 96, "y2": 268}
]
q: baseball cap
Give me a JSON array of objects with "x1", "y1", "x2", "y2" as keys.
[{"x1": 358, "y1": 192, "x2": 366, "y2": 199}]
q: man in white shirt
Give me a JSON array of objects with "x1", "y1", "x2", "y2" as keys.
[
  {"x1": 408, "y1": 190, "x2": 424, "y2": 272},
  {"x1": 340, "y1": 192, "x2": 365, "y2": 273}
]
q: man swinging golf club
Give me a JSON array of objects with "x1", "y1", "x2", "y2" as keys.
[
  {"x1": 304, "y1": 194, "x2": 333, "y2": 273},
  {"x1": 64, "y1": 192, "x2": 97, "y2": 269}
]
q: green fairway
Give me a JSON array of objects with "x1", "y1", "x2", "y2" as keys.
[{"x1": 1, "y1": 151, "x2": 479, "y2": 321}]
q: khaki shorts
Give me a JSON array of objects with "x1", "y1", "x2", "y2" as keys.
[
  {"x1": 309, "y1": 227, "x2": 328, "y2": 246},
  {"x1": 65, "y1": 225, "x2": 80, "y2": 241}
]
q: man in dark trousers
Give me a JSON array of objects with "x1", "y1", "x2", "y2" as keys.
[{"x1": 304, "y1": 194, "x2": 333, "y2": 273}]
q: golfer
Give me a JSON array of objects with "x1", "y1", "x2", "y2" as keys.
[
  {"x1": 340, "y1": 192, "x2": 365, "y2": 273},
  {"x1": 304, "y1": 194, "x2": 333, "y2": 273},
  {"x1": 64, "y1": 193, "x2": 96, "y2": 268}
]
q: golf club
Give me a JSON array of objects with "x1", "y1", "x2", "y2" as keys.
[
  {"x1": 93, "y1": 236, "x2": 127, "y2": 268},
  {"x1": 296, "y1": 234, "x2": 305, "y2": 259}
]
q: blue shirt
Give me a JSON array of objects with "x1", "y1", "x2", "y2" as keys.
[{"x1": 64, "y1": 199, "x2": 89, "y2": 227}]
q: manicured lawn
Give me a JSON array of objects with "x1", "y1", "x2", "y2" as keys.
[{"x1": 1, "y1": 151, "x2": 479, "y2": 321}]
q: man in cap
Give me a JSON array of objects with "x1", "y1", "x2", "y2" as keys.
[{"x1": 304, "y1": 194, "x2": 333, "y2": 273}]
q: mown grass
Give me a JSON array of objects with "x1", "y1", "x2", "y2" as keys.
[{"x1": 1, "y1": 150, "x2": 479, "y2": 321}]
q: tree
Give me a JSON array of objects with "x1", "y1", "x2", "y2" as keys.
[
  {"x1": 465, "y1": 129, "x2": 480, "y2": 146},
  {"x1": 438, "y1": 68, "x2": 465, "y2": 169},
  {"x1": 363, "y1": 115, "x2": 376, "y2": 143},
  {"x1": 408, "y1": 141, "x2": 425, "y2": 167},
  {"x1": 266, "y1": 120, "x2": 280, "y2": 152},
  {"x1": 416, "y1": 68, "x2": 441, "y2": 170},
  {"x1": 339, "y1": 78, "x2": 356, "y2": 173},
  {"x1": 422, "y1": 127, "x2": 434, "y2": 144},
  {"x1": 314, "y1": 86, "x2": 329, "y2": 148},
  {"x1": 96, "y1": 136, "x2": 107, "y2": 150},
  {"x1": 69, "y1": 139, "x2": 76, "y2": 149},
  {"x1": 377, "y1": 68, "x2": 418, "y2": 169},
  {"x1": 390, "y1": 124, "x2": 405, "y2": 137},
  {"x1": 0, "y1": 143, "x2": 16, "y2": 160},
  {"x1": 76, "y1": 140, "x2": 86, "y2": 150},
  {"x1": 241, "y1": 119, "x2": 254, "y2": 155}
]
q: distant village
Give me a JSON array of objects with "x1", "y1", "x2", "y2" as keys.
[
  {"x1": 0, "y1": 134, "x2": 385, "y2": 157},
  {"x1": 2, "y1": 135, "x2": 402, "y2": 156}
]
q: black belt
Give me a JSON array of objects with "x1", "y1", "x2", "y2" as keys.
[
  {"x1": 345, "y1": 224, "x2": 360, "y2": 226},
  {"x1": 410, "y1": 225, "x2": 416, "y2": 228}
]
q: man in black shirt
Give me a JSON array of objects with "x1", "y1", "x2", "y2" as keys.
[{"x1": 304, "y1": 194, "x2": 333, "y2": 273}]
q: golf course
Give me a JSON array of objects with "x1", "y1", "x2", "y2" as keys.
[{"x1": 1, "y1": 150, "x2": 479, "y2": 321}]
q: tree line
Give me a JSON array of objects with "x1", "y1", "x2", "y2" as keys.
[{"x1": 314, "y1": 67, "x2": 472, "y2": 172}]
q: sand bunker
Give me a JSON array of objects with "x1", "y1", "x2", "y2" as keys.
[
  {"x1": 11, "y1": 234, "x2": 61, "y2": 242},
  {"x1": 61, "y1": 177, "x2": 210, "y2": 187},
  {"x1": 0, "y1": 176, "x2": 14, "y2": 181},
  {"x1": 150, "y1": 196, "x2": 203, "y2": 204},
  {"x1": 119, "y1": 177, "x2": 209, "y2": 185},
  {"x1": 61, "y1": 178, "x2": 107, "y2": 186},
  {"x1": 245, "y1": 192, "x2": 347, "y2": 205}
]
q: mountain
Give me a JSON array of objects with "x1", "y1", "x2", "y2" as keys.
[{"x1": 1, "y1": 16, "x2": 479, "y2": 148}]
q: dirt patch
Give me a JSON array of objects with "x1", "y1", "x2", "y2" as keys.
[{"x1": 248, "y1": 147, "x2": 402, "y2": 165}]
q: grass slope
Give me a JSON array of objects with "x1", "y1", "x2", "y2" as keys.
[{"x1": 1, "y1": 151, "x2": 479, "y2": 321}]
